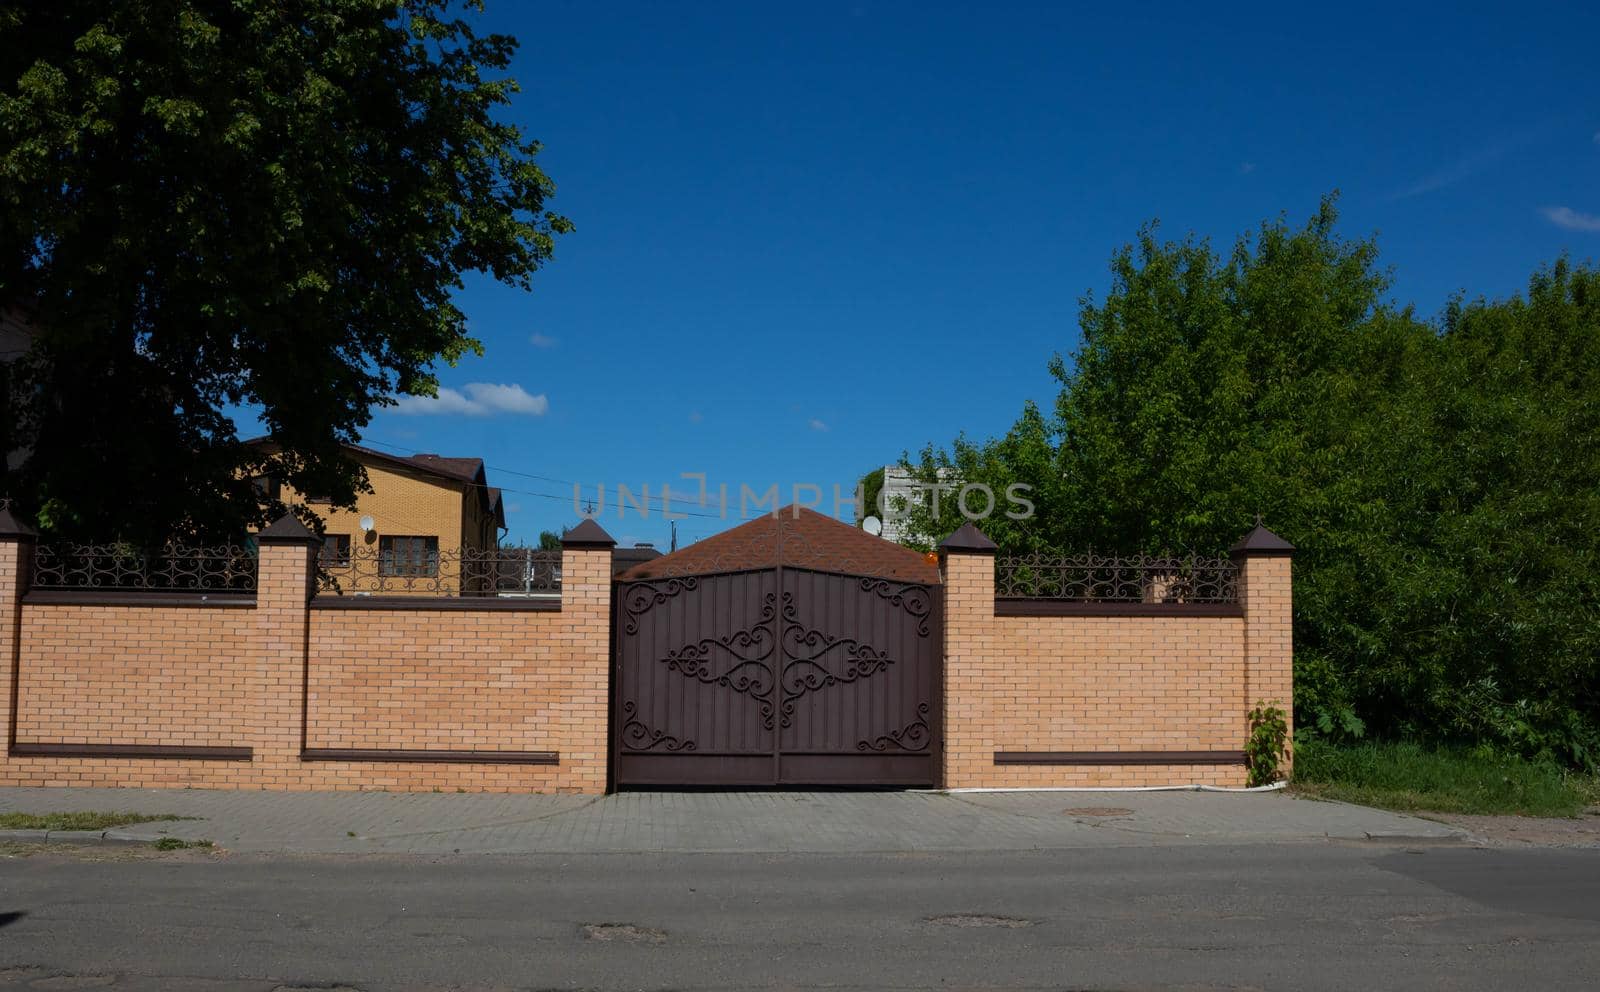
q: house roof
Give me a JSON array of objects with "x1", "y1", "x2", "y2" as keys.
[
  {"x1": 617, "y1": 506, "x2": 940, "y2": 583},
  {"x1": 245, "y1": 438, "x2": 503, "y2": 528},
  {"x1": 485, "y1": 487, "x2": 505, "y2": 529},
  {"x1": 400, "y1": 452, "x2": 484, "y2": 484},
  {"x1": 611, "y1": 543, "x2": 663, "y2": 576}
]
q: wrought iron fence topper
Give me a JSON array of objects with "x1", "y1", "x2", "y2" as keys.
[{"x1": 996, "y1": 551, "x2": 1239, "y2": 603}]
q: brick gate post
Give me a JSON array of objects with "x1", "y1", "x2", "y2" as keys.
[
  {"x1": 559, "y1": 517, "x2": 615, "y2": 792},
  {"x1": 0, "y1": 505, "x2": 36, "y2": 770},
  {"x1": 254, "y1": 513, "x2": 321, "y2": 787},
  {"x1": 937, "y1": 521, "x2": 999, "y2": 789},
  {"x1": 1231, "y1": 523, "x2": 1296, "y2": 771}
]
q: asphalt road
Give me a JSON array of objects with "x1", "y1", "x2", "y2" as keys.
[{"x1": 2, "y1": 843, "x2": 1598, "y2": 991}]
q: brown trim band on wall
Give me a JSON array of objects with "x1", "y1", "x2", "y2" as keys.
[
  {"x1": 10, "y1": 743, "x2": 253, "y2": 760},
  {"x1": 993, "y1": 599, "x2": 1242, "y2": 618},
  {"x1": 310, "y1": 596, "x2": 560, "y2": 613},
  {"x1": 994, "y1": 750, "x2": 1246, "y2": 766},
  {"x1": 300, "y1": 748, "x2": 559, "y2": 765},
  {"x1": 22, "y1": 591, "x2": 257, "y2": 609}
]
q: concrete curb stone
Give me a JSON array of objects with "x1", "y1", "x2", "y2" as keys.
[
  {"x1": 1362, "y1": 830, "x2": 1470, "y2": 843},
  {"x1": 46, "y1": 830, "x2": 111, "y2": 845},
  {"x1": 0, "y1": 828, "x2": 154, "y2": 846}
]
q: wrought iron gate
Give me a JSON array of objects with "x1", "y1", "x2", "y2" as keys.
[{"x1": 613, "y1": 563, "x2": 941, "y2": 787}]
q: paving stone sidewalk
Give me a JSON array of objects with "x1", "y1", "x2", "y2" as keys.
[{"x1": 0, "y1": 786, "x2": 1463, "y2": 854}]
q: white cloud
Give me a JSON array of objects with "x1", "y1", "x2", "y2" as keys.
[
  {"x1": 809, "y1": 418, "x2": 829, "y2": 432},
  {"x1": 391, "y1": 382, "x2": 549, "y2": 417},
  {"x1": 1540, "y1": 206, "x2": 1600, "y2": 232},
  {"x1": 529, "y1": 332, "x2": 558, "y2": 348}
]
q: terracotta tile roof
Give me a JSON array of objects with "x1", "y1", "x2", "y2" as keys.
[{"x1": 617, "y1": 506, "x2": 940, "y2": 583}]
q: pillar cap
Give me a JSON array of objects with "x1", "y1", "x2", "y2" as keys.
[
  {"x1": 256, "y1": 513, "x2": 320, "y2": 545},
  {"x1": 1229, "y1": 522, "x2": 1295, "y2": 558},
  {"x1": 562, "y1": 517, "x2": 615, "y2": 549},
  {"x1": 0, "y1": 503, "x2": 37, "y2": 541},
  {"x1": 937, "y1": 521, "x2": 998, "y2": 554}
]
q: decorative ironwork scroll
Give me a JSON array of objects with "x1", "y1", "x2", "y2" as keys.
[
  {"x1": 31, "y1": 543, "x2": 258, "y2": 592},
  {"x1": 996, "y1": 552, "x2": 1239, "y2": 603},
  {"x1": 858, "y1": 577, "x2": 933, "y2": 635},
  {"x1": 658, "y1": 593, "x2": 779, "y2": 724},
  {"x1": 857, "y1": 703, "x2": 932, "y2": 752},
  {"x1": 620, "y1": 576, "x2": 699, "y2": 633},
  {"x1": 620, "y1": 701, "x2": 696, "y2": 752},
  {"x1": 775, "y1": 592, "x2": 901, "y2": 728}
]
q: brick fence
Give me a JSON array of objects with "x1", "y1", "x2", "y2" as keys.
[
  {"x1": 0, "y1": 512, "x2": 613, "y2": 793},
  {"x1": 939, "y1": 522, "x2": 1293, "y2": 789},
  {"x1": 0, "y1": 508, "x2": 1292, "y2": 794}
]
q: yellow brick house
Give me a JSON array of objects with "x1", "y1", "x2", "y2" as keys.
[{"x1": 249, "y1": 441, "x2": 507, "y2": 595}]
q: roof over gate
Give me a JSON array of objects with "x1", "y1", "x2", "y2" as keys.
[{"x1": 615, "y1": 505, "x2": 940, "y2": 583}]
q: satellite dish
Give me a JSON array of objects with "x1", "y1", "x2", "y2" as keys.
[
  {"x1": 358, "y1": 515, "x2": 375, "y2": 533},
  {"x1": 862, "y1": 516, "x2": 883, "y2": 536}
]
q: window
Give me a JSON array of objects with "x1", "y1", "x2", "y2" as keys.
[
  {"x1": 251, "y1": 475, "x2": 280, "y2": 500},
  {"x1": 379, "y1": 536, "x2": 439, "y2": 577},
  {"x1": 319, "y1": 534, "x2": 351, "y2": 568}
]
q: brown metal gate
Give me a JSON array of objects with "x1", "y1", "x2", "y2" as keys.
[{"x1": 613, "y1": 560, "x2": 941, "y2": 788}]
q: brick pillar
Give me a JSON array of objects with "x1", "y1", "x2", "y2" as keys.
[
  {"x1": 0, "y1": 505, "x2": 36, "y2": 767},
  {"x1": 254, "y1": 513, "x2": 320, "y2": 788},
  {"x1": 937, "y1": 521, "x2": 998, "y2": 789},
  {"x1": 560, "y1": 517, "x2": 616, "y2": 793},
  {"x1": 1231, "y1": 523, "x2": 1296, "y2": 769}
]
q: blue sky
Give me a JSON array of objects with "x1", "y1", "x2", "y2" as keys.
[{"x1": 350, "y1": 1, "x2": 1598, "y2": 547}]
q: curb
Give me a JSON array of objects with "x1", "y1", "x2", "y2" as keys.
[
  {"x1": 1361, "y1": 830, "x2": 1471, "y2": 844},
  {"x1": 0, "y1": 828, "x2": 149, "y2": 846}
]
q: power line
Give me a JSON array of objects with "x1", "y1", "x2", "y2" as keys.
[{"x1": 357, "y1": 435, "x2": 731, "y2": 520}]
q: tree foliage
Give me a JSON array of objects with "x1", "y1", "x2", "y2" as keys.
[
  {"x1": 0, "y1": 0, "x2": 570, "y2": 543},
  {"x1": 902, "y1": 197, "x2": 1600, "y2": 766},
  {"x1": 857, "y1": 466, "x2": 884, "y2": 523}
]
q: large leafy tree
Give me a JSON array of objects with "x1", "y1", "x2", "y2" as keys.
[
  {"x1": 0, "y1": 0, "x2": 570, "y2": 543},
  {"x1": 901, "y1": 198, "x2": 1600, "y2": 765}
]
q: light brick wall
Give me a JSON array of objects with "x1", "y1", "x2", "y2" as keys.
[
  {"x1": 0, "y1": 538, "x2": 29, "y2": 756},
  {"x1": 14, "y1": 604, "x2": 256, "y2": 748},
  {"x1": 0, "y1": 533, "x2": 613, "y2": 793},
  {"x1": 1240, "y1": 553, "x2": 1294, "y2": 772},
  {"x1": 286, "y1": 458, "x2": 470, "y2": 550},
  {"x1": 941, "y1": 547, "x2": 1293, "y2": 789},
  {"x1": 303, "y1": 547, "x2": 610, "y2": 793}
]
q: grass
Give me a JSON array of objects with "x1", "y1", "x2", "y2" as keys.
[
  {"x1": 1292, "y1": 740, "x2": 1597, "y2": 817},
  {"x1": 152, "y1": 837, "x2": 211, "y2": 851},
  {"x1": 0, "y1": 811, "x2": 190, "y2": 832}
]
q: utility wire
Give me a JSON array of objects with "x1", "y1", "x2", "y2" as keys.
[{"x1": 356, "y1": 436, "x2": 731, "y2": 520}]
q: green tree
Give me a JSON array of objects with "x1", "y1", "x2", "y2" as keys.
[
  {"x1": 857, "y1": 467, "x2": 884, "y2": 523},
  {"x1": 537, "y1": 529, "x2": 562, "y2": 551},
  {"x1": 902, "y1": 197, "x2": 1600, "y2": 766},
  {"x1": 0, "y1": 1, "x2": 571, "y2": 543}
]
